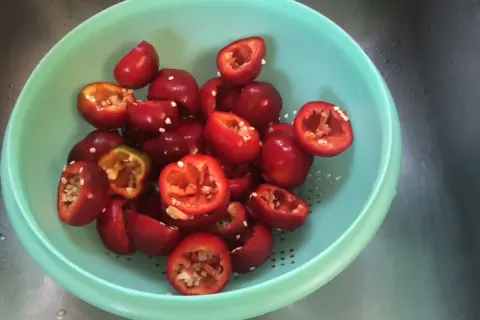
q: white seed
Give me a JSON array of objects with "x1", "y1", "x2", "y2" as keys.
[
  {"x1": 87, "y1": 193, "x2": 93, "y2": 199},
  {"x1": 102, "y1": 208, "x2": 106, "y2": 213},
  {"x1": 166, "y1": 206, "x2": 188, "y2": 219},
  {"x1": 171, "y1": 101, "x2": 177, "y2": 107},
  {"x1": 259, "y1": 141, "x2": 262, "y2": 146},
  {"x1": 249, "y1": 127, "x2": 255, "y2": 131},
  {"x1": 168, "y1": 76, "x2": 174, "y2": 80},
  {"x1": 251, "y1": 192, "x2": 257, "y2": 197},
  {"x1": 231, "y1": 247, "x2": 242, "y2": 253},
  {"x1": 318, "y1": 139, "x2": 327, "y2": 145},
  {"x1": 61, "y1": 177, "x2": 67, "y2": 184},
  {"x1": 159, "y1": 222, "x2": 165, "y2": 226},
  {"x1": 69, "y1": 161, "x2": 75, "y2": 165},
  {"x1": 261, "y1": 59, "x2": 266, "y2": 65},
  {"x1": 243, "y1": 221, "x2": 248, "y2": 227},
  {"x1": 238, "y1": 121, "x2": 244, "y2": 127},
  {"x1": 80, "y1": 179, "x2": 84, "y2": 186},
  {"x1": 159, "y1": 128, "x2": 166, "y2": 133},
  {"x1": 122, "y1": 88, "x2": 127, "y2": 93},
  {"x1": 249, "y1": 266, "x2": 256, "y2": 271},
  {"x1": 165, "y1": 118, "x2": 172, "y2": 124},
  {"x1": 79, "y1": 167, "x2": 83, "y2": 173},
  {"x1": 212, "y1": 90, "x2": 217, "y2": 97},
  {"x1": 336, "y1": 109, "x2": 349, "y2": 121},
  {"x1": 236, "y1": 234, "x2": 241, "y2": 240},
  {"x1": 177, "y1": 161, "x2": 184, "y2": 168},
  {"x1": 62, "y1": 165, "x2": 67, "y2": 172},
  {"x1": 89, "y1": 147, "x2": 96, "y2": 153},
  {"x1": 334, "y1": 106, "x2": 340, "y2": 111},
  {"x1": 217, "y1": 71, "x2": 221, "y2": 76}
]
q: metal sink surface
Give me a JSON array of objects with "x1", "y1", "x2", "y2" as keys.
[{"x1": 0, "y1": 0, "x2": 478, "y2": 319}]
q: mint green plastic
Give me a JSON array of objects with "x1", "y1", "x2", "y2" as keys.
[{"x1": 1, "y1": 0, "x2": 401, "y2": 319}]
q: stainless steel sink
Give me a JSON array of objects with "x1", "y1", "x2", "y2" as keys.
[{"x1": 1, "y1": 0, "x2": 478, "y2": 319}]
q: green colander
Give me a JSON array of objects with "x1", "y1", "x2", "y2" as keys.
[{"x1": 0, "y1": 0, "x2": 402, "y2": 319}]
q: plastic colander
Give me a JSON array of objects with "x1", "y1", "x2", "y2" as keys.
[{"x1": 0, "y1": 0, "x2": 402, "y2": 319}]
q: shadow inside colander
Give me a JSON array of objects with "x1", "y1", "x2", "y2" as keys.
[
  {"x1": 298, "y1": 148, "x2": 354, "y2": 206},
  {"x1": 49, "y1": 106, "x2": 93, "y2": 175},
  {"x1": 61, "y1": 219, "x2": 314, "y2": 292},
  {"x1": 257, "y1": 37, "x2": 293, "y2": 105},
  {"x1": 190, "y1": 47, "x2": 218, "y2": 86},
  {"x1": 62, "y1": 223, "x2": 177, "y2": 293}
]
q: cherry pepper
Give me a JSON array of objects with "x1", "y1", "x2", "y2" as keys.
[{"x1": 98, "y1": 145, "x2": 151, "y2": 199}]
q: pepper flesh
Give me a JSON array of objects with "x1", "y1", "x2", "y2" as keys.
[{"x1": 98, "y1": 145, "x2": 151, "y2": 199}]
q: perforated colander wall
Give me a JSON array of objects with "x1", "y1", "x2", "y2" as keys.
[{"x1": 101, "y1": 105, "x2": 347, "y2": 294}]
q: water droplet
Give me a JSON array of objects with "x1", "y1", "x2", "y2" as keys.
[
  {"x1": 0, "y1": 234, "x2": 5, "y2": 240},
  {"x1": 56, "y1": 309, "x2": 66, "y2": 319},
  {"x1": 324, "y1": 173, "x2": 332, "y2": 179},
  {"x1": 335, "y1": 176, "x2": 342, "y2": 181},
  {"x1": 421, "y1": 160, "x2": 427, "y2": 169}
]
